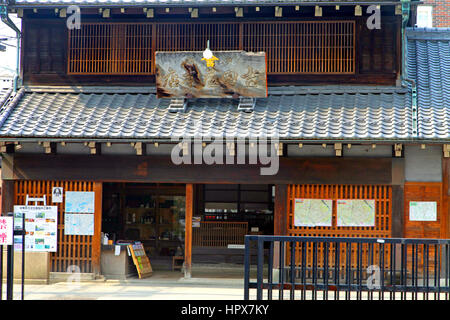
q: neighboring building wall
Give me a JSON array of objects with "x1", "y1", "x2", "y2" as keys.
[
  {"x1": 403, "y1": 145, "x2": 447, "y2": 239},
  {"x1": 404, "y1": 145, "x2": 442, "y2": 182},
  {"x1": 418, "y1": 1, "x2": 450, "y2": 27}
]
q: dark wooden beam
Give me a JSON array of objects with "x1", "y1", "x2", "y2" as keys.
[
  {"x1": 1, "y1": 180, "x2": 14, "y2": 215},
  {"x1": 5, "y1": 154, "x2": 393, "y2": 185}
]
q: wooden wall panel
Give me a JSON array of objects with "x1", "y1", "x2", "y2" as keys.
[
  {"x1": 23, "y1": 22, "x2": 66, "y2": 75},
  {"x1": 404, "y1": 182, "x2": 444, "y2": 239},
  {"x1": 286, "y1": 184, "x2": 392, "y2": 271},
  {"x1": 287, "y1": 184, "x2": 392, "y2": 238},
  {"x1": 14, "y1": 181, "x2": 102, "y2": 273},
  {"x1": 358, "y1": 20, "x2": 398, "y2": 74},
  {"x1": 443, "y1": 159, "x2": 450, "y2": 239},
  {"x1": 23, "y1": 17, "x2": 399, "y2": 86}
]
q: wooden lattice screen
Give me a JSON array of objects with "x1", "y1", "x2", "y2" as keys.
[
  {"x1": 243, "y1": 21, "x2": 355, "y2": 74},
  {"x1": 68, "y1": 23, "x2": 154, "y2": 74},
  {"x1": 286, "y1": 185, "x2": 392, "y2": 271},
  {"x1": 14, "y1": 181, "x2": 102, "y2": 273},
  {"x1": 192, "y1": 221, "x2": 248, "y2": 247},
  {"x1": 68, "y1": 21, "x2": 355, "y2": 75}
]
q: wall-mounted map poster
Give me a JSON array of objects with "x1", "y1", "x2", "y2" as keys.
[
  {"x1": 65, "y1": 191, "x2": 95, "y2": 213},
  {"x1": 409, "y1": 201, "x2": 437, "y2": 221},
  {"x1": 337, "y1": 200, "x2": 376, "y2": 227},
  {"x1": 65, "y1": 214, "x2": 94, "y2": 235},
  {"x1": 294, "y1": 199, "x2": 333, "y2": 227},
  {"x1": 13, "y1": 205, "x2": 58, "y2": 252}
]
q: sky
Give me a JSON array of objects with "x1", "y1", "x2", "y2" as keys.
[{"x1": 0, "y1": 14, "x2": 21, "y2": 77}]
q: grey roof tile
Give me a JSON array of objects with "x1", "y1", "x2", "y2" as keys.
[
  {"x1": 407, "y1": 28, "x2": 450, "y2": 139},
  {"x1": 0, "y1": 87, "x2": 412, "y2": 141}
]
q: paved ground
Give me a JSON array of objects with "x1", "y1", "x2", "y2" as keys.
[
  {"x1": 2, "y1": 272, "x2": 248, "y2": 300},
  {"x1": 3, "y1": 272, "x2": 449, "y2": 300}
]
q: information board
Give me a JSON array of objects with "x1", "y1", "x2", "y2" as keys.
[
  {"x1": 337, "y1": 199, "x2": 376, "y2": 227},
  {"x1": 294, "y1": 199, "x2": 333, "y2": 227},
  {"x1": 13, "y1": 205, "x2": 58, "y2": 252},
  {"x1": 65, "y1": 191, "x2": 95, "y2": 213},
  {"x1": 409, "y1": 201, "x2": 437, "y2": 221},
  {"x1": 64, "y1": 213, "x2": 94, "y2": 235},
  {"x1": 128, "y1": 242, "x2": 153, "y2": 279}
]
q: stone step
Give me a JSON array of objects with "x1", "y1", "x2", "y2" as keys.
[{"x1": 49, "y1": 272, "x2": 96, "y2": 283}]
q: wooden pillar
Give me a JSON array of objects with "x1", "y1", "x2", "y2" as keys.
[
  {"x1": 274, "y1": 184, "x2": 288, "y2": 236},
  {"x1": 92, "y1": 182, "x2": 103, "y2": 275},
  {"x1": 391, "y1": 158, "x2": 405, "y2": 238},
  {"x1": 1, "y1": 180, "x2": 14, "y2": 215},
  {"x1": 273, "y1": 184, "x2": 288, "y2": 273},
  {"x1": 185, "y1": 183, "x2": 193, "y2": 278},
  {"x1": 391, "y1": 185, "x2": 404, "y2": 238}
]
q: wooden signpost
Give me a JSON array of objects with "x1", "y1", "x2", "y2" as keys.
[{"x1": 128, "y1": 242, "x2": 153, "y2": 279}]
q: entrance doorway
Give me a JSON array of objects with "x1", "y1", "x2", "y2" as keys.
[
  {"x1": 192, "y1": 184, "x2": 274, "y2": 265},
  {"x1": 102, "y1": 183, "x2": 186, "y2": 271}
]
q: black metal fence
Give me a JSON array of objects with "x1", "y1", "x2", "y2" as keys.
[
  {"x1": 244, "y1": 235, "x2": 450, "y2": 300},
  {"x1": 1, "y1": 212, "x2": 26, "y2": 300}
]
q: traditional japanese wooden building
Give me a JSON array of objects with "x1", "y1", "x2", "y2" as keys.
[{"x1": 0, "y1": 0, "x2": 448, "y2": 281}]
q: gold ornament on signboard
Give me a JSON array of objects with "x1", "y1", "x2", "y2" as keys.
[{"x1": 202, "y1": 40, "x2": 219, "y2": 67}]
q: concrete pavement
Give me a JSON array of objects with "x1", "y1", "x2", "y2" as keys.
[{"x1": 2, "y1": 272, "x2": 249, "y2": 300}]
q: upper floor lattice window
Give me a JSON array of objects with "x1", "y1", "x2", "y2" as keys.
[{"x1": 68, "y1": 21, "x2": 355, "y2": 75}]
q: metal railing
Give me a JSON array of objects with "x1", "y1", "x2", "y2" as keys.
[{"x1": 244, "y1": 235, "x2": 450, "y2": 300}]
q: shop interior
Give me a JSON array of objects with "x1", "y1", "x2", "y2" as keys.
[{"x1": 101, "y1": 183, "x2": 274, "y2": 272}]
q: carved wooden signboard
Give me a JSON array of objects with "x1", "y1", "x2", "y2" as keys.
[{"x1": 155, "y1": 51, "x2": 267, "y2": 99}]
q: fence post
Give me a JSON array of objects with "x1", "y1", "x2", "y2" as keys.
[
  {"x1": 0, "y1": 244, "x2": 3, "y2": 300},
  {"x1": 257, "y1": 236, "x2": 264, "y2": 300},
  {"x1": 21, "y1": 212, "x2": 25, "y2": 300},
  {"x1": 6, "y1": 212, "x2": 14, "y2": 300},
  {"x1": 243, "y1": 235, "x2": 250, "y2": 300}
]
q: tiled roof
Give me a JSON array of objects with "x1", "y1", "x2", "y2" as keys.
[
  {"x1": 10, "y1": 0, "x2": 401, "y2": 7},
  {"x1": 0, "y1": 86, "x2": 412, "y2": 141},
  {"x1": 0, "y1": 87, "x2": 12, "y2": 109},
  {"x1": 0, "y1": 78, "x2": 13, "y2": 112},
  {"x1": 407, "y1": 28, "x2": 450, "y2": 140}
]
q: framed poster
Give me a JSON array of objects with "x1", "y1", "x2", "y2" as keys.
[
  {"x1": 65, "y1": 191, "x2": 95, "y2": 213},
  {"x1": 337, "y1": 199, "x2": 375, "y2": 227},
  {"x1": 294, "y1": 199, "x2": 333, "y2": 227},
  {"x1": 52, "y1": 187, "x2": 63, "y2": 203},
  {"x1": 64, "y1": 213, "x2": 94, "y2": 235},
  {"x1": 409, "y1": 201, "x2": 437, "y2": 221},
  {"x1": 13, "y1": 205, "x2": 58, "y2": 252}
]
